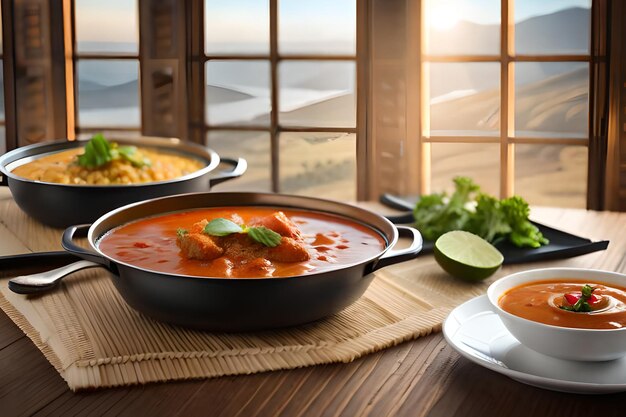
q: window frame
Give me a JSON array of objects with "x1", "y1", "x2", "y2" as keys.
[
  {"x1": 1, "y1": 0, "x2": 599, "y2": 205},
  {"x1": 417, "y1": 0, "x2": 592, "y2": 199},
  {"x1": 200, "y1": 0, "x2": 361, "y2": 194},
  {"x1": 69, "y1": 0, "x2": 142, "y2": 137}
]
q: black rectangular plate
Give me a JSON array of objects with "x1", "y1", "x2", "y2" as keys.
[{"x1": 380, "y1": 194, "x2": 610, "y2": 265}]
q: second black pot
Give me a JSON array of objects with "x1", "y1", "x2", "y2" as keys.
[{"x1": 0, "y1": 136, "x2": 247, "y2": 228}]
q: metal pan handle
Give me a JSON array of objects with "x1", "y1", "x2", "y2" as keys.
[
  {"x1": 62, "y1": 224, "x2": 112, "y2": 269},
  {"x1": 371, "y1": 226, "x2": 423, "y2": 272},
  {"x1": 209, "y1": 157, "x2": 248, "y2": 187},
  {"x1": 9, "y1": 260, "x2": 102, "y2": 295}
]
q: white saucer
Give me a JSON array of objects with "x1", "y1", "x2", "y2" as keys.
[{"x1": 443, "y1": 295, "x2": 626, "y2": 394}]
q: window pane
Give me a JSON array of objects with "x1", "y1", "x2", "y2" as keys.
[
  {"x1": 207, "y1": 130, "x2": 272, "y2": 192},
  {"x1": 279, "y1": 0, "x2": 356, "y2": 55},
  {"x1": 425, "y1": 0, "x2": 500, "y2": 56},
  {"x1": 279, "y1": 61, "x2": 356, "y2": 128},
  {"x1": 77, "y1": 60, "x2": 140, "y2": 127},
  {"x1": 279, "y1": 132, "x2": 356, "y2": 201},
  {"x1": 515, "y1": 62, "x2": 588, "y2": 138},
  {"x1": 205, "y1": 61, "x2": 270, "y2": 126},
  {"x1": 429, "y1": 63, "x2": 500, "y2": 137},
  {"x1": 431, "y1": 143, "x2": 500, "y2": 197},
  {"x1": 75, "y1": 0, "x2": 138, "y2": 53},
  {"x1": 205, "y1": 0, "x2": 269, "y2": 55},
  {"x1": 515, "y1": 1, "x2": 591, "y2": 55},
  {"x1": 515, "y1": 144, "x2": 587, "y2": 208}
]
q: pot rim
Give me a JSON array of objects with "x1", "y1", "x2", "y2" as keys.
[
  {"x1": 85, "y1": 191, "x2": 404, "y2": 282},
  {"x1": 0, "y1": 136, "x2": 221, "y2": 188}
]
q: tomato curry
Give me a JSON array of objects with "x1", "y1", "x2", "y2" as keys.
[{"x1": 97, "y1": 207, "x2": 387, "y2": 278}]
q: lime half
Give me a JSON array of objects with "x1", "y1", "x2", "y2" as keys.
[{"x1": 434, "y1": 231, "x2": 504, "y2": 281}]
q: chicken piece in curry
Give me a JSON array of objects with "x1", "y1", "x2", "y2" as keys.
[{"x1": 176, "y1": 211, "x2": 310, "y2": 277}]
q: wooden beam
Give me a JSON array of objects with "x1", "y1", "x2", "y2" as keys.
[
  {"x1": 356, "y1": 0, "x2": 370, "y2": 200},
  {"x1": 587, "y1": 0, "x2": 610, "y2": 210},
  {"x1": 12, "y1": 0, "x2": 69, "y2": 145},
  {"x1": 500, "y1": 0, "x2": 515, "y2": 198},
  {"x1": 408, "y1": 0, "x2": 423, "y2": 196},
  {"x1": 139, "y1": 0, "x2": 188, "y2": 140},
  {"x1": 62, "y1": 0, "x2": 75, "y2": 140},
  {"x1": 185, "y1": 0, "x2": 205, "y2": 144},
  {"x1": 604, "y1": 0, "x2": 626, "y2": 210},
  {"x1": 269, "y1": 0, "x2": 279, "y2": 192},
  {"x1": 1, "y1": 0, "x2": 18, "y2": 151}
]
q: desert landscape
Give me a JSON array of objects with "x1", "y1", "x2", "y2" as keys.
[{"x1": 0, "y1": 7, "x2": 591, "y2": 208}]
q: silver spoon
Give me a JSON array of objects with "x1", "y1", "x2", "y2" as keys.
[{"x1": 8, "y1": 260, "x2": 101, "y2": 294}]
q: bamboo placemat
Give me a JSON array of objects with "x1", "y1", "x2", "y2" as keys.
[{"x1": 0, "y1": 198, "x2": 492, "y2": 391}]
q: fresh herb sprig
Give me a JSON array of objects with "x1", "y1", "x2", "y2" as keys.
[
  {"x1": 560, "y1": 284, "x2": 596, "y2": 312},
  {"x1": 413, "y1": 176, "x2": 548, "y2": 248},
  {"x1": 76, "y1": 133, "x2": 151, "y2": 168},
  {"x1": 203, "y1": 218, "x2": 282, "y2": 247}
]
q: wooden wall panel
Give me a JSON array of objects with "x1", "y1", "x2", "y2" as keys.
[
  {"x1": 587, "y1": 0, "x2": 609, "y2": 209},
  {"x1": 368, "y1": 0, "x2": 421, "y2": 199},
  {"x1": 139, "y1": 0, "x2": 189, "y2": 140},
  {"x1": 604, "y1": 0, "x2": 626, "y2": 210},
  {"x1": 11, "y1": 0, "x2": 68, "y2": 145}
]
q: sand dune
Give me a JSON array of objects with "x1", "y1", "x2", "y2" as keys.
[
  {"x1": 429, "y1": 68, "x2": 588, "y2": 208},
  {"x1": 431, "y1": 67, "x2": 588, "y2": 137}
]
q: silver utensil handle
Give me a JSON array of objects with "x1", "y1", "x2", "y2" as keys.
[{"x1": 8, "y1": 260, "x2": 101, "y2": 294}]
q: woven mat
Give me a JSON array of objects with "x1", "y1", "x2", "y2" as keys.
[{"x1": 0, "y1": 197, "x2": 490, "y2": 391}]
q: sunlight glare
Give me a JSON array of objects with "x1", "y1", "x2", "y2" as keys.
[{"x1": 428, "y1": 2, "x2": 460, "y2": 31}]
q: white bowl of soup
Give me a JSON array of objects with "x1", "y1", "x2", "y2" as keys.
[{"x1": 487, "y1": 268, "x2": 626, "y2": 361}]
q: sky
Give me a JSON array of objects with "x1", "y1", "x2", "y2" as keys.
[
  {"x1": 75, "y1": 0, "x2": 138, "y2": 44},
  {"x1": 75, "y1": 0, "x2": 356, "y2": 46},
  {"x1": 75, "y1": 0, "x2": 591, "y2": 44},
  {"x1": 426, "y1": 0, "x2": 591, "y2": 28}
]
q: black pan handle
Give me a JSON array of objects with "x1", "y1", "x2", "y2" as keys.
[
  {"x1": 379, "y1": 193, "x2": 415, "y2": 212},
  {"x1": 371, "y1": 226, "x2": 423, "y2": 272},
  {"x1": 209, "y1": 157, "x2": 248, "y2": 188},
  {"x1": 0, "y1": 251, "x2": 80, "y2": 273},
  {"x1": 62, "y1": 224, "x2": 112, "y2": 269}
]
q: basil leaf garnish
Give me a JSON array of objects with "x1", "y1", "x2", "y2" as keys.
[
  {"x1": 118, "y1": 145, "x2": 151, "y2": 168},
  {"x1": 76, "y1": 134, "x2": 151, "y2": 168},
  {"x1": 77, "y1": 133, "x2": 113, "y2": 168},
  {"x1": 247, "y1": 226, "x2": 282, "y2": 248},
  {"x1": 198, "y1": 218, "x2": 283, "y2": 247},
  {"x1": 203, "y1": 218, "x2": 243, "y2": 236}
]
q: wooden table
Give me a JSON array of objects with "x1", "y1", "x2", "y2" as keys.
[{"x1": 2, "y1": 187, "x2": 626, "y2": 417}]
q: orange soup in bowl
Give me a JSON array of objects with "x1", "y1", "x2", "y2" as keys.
[{"x1": 498, "y1": 279, "x2": 626, "y2": 329}]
